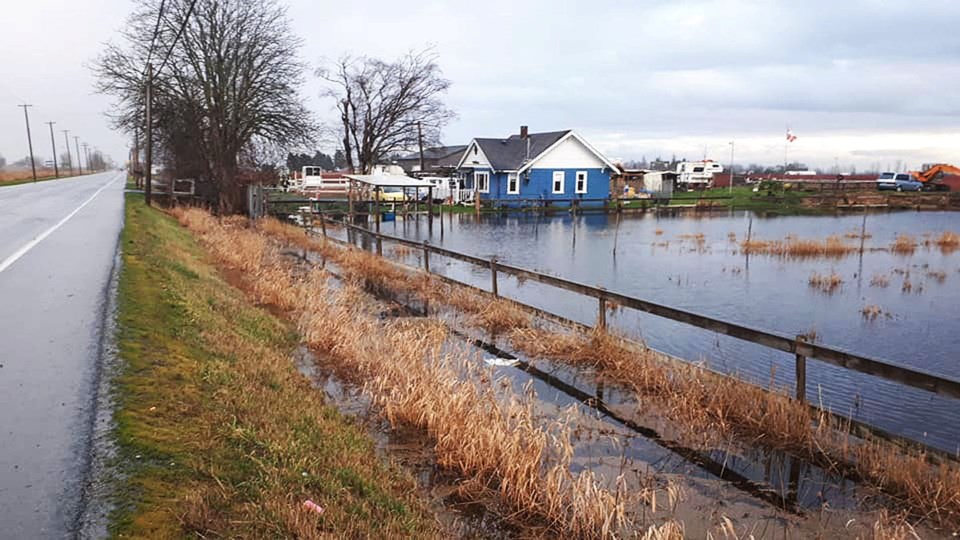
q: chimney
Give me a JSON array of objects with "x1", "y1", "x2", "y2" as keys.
[{"x1": 520, "y1": 125, "x2": 528, "y2": 139}]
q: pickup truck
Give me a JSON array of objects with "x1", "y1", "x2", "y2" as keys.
[{"x1": 877, "y1": 172, "x2": 922, "y2": 192}]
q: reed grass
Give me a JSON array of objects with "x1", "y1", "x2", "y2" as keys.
[
  {"x1": 870, "y1": 273, "x2": 890, "y2": 288},
  {"x1": 243, "y1": 211, "x2": 960, "y2": 531},
  {"x1": 808, "y1": 271, "x2": 844, "y2": 293},
  {"x1": 861, "y1": 304, "x2": 883, "y2": 320},
  {"x1": 934, "y1": 231, "x2": 960, "y2": 254},
  {"x1": 741, "y1": 235, "x2": 856, "y2": 259},
  {"x1": 890, "y1": 234, "x2": 918, "y2": 255},
  {"x1": 174, "y1": 208, "x2": 655, "y2": 537},
  {"x1": 509, "y1": 327, "x2": 960, "y2": 529}
]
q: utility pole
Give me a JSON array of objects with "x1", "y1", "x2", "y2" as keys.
[
  {"x1": 144, "y1": 62, "x2": 153, "y2": 206},
  {"x1": 62, "y1": 130, "x2": 73, "y2": 175},
  {"x1": 417, "y1": 120, "x2": 425, "y2": 173},
  {"x1": 19, "y1": 104, "x2": 37, "y2": 182},
  {"x1": 46, "y1": 121, "x2": 59, "y2": 178},
  {"x1": 74, "y1": 136, "x2": 83, "y2": 175},
  {"x1": 83, "y1": 143, "x2": 90, "y2": 173}
]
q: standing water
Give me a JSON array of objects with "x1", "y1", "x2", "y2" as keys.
[{"x1": 363, "y1": 209, "x2": 960, "y2": 453}]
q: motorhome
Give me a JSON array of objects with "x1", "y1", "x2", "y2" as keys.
[{"x1": 676, "y1": 160, "x2": 723, "y2": 188}]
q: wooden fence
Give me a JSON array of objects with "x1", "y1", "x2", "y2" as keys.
[{"x1": 308, "y1": 213, "x2": 960, "y2": 457}]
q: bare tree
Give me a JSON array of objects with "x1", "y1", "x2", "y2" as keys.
[
  {"x1": 94, "y1": 0, "x2": 315, "y2": 213},
  {"x1": 318, "y1": 49, "x2": 455, "y2": 174}
]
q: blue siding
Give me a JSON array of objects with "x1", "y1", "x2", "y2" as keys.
[{"x1": 480, "y1": 168, "x2": 610, "y2": 205}]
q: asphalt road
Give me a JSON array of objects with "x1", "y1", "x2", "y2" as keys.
[{"x1": 0, "y1": 171, "x2": 125, "y2": 538}]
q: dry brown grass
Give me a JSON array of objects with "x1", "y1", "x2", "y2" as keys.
[
  {"x1": 808, "y1": 271, "x2": 844, "y2": 293},
  {"x1": 654, "y1": 229, "x2": 664, "y2": 236},
  {"x1": 243, "y1": 210, "x2": 960, "y2": 531},
  {"x1": 741, "y1": 235, "x2": 856, "y2": 259},
  {"x1": 175, "y1": 208, "x2": 650, "y2": 537},
  {"x1": 890, "y1": 234, "x2": 918, "y2": 255},
  {"x1": 0, "y1": 168, "x2": 58, "y2": 183},
  {"x1": 870, "y1": 273, "x2": 891, "y2": 288},
  {"x1": 861, "y1": 304, "x2": 884, "y2": 321},
  {"x1": 926, "y1": 270, "x2": 947, "y2": 284},
  {"x1": 934, "y1": 231, "x2": 960, "y2": 254},
  {"x1": 508, "y1": 328, "x2": 960, "y2": 530}
]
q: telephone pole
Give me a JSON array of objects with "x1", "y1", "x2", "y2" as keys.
[
  {"x1": 46, "y1": 121, "x2": 59, "y2": 178},
  {"x1": 82, "y1": 143, "x2": 90, "y2": 173},
  {"x1": 144, "y1": 62, "x2": 153, "y2": 205},
  {"x1": 74, "y1": 136, "x2": 83, "y2": 175},
  {"x1": 62, "y1": 130, "x2": 73, "y2": 175},
  {"x1": 18, "y1": 104, "x2": 37, "y2": 182},
  {"x1": 417, "y1": 120, "x2": 425, "y2": 173}
]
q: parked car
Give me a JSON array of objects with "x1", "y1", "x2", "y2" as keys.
[
  {"x1": 877, "y1": 172, "x2": 922, "y2": 192},
  {"x1": 372, "y1": 186, "x2": 407, "y2": 202}
]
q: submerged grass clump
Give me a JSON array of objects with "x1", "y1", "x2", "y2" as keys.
[
  {"x1": 934, "y1": 231, "x2": 960, "y2": 254},
  {"x1": 741, "y1": 235, "x2": 856, "y2": 259},
  {"x1": 808, "y1": 271, "x2": 844, "y2": 293},
  {"x1": 890, "y1": 234, "x2": 918, "y2": 255}
]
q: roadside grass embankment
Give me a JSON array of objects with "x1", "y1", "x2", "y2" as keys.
[
  {"x1": 251, "y1": 216, "x2": 960, "y2": 531},
  {"x1": 174, "y1": 207, "x2": 670, "y2": 538},
  {"x1": 111, "y1": 194, "x2": 438, "y2": 538}
]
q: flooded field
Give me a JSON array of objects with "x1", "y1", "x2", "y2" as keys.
[{"x1": 357, "y1": 210, "x2": 960, "y2": 453}]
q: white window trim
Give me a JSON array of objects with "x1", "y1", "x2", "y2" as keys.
[
  {"x1": 552, "y1": 171, "x2": 565, "y2": 194},
  {"x1": 507, "y1": 172, "x2": 519, "y2": 194},
  {"x1": 575, "y1": 170, "x2": 588, "y2": 194},
  {"x1": 475, "y1": 171, "x2": 490, "y2": 194}
]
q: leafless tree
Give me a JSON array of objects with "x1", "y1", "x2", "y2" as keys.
[
  {"x1": 94, "y1": 0, "x2": 315, "y2": 212},
  {"x1": 318, "y1": 49, "x2": 455, "y2": 173}
]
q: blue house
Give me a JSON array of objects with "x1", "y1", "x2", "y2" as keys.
[{"x1": 455, "y1": 126, "x2": 619, "y2": 206}]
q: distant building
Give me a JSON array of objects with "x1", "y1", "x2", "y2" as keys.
[
  {"x1": 393, "y1": 145, "x2": 467, "y2": 174},
  {"x1": 456, "y1": 126, "x2": 619, "y2": 204}
]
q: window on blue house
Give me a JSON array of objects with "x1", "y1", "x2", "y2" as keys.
[
  {"x1": 507, "y1": 173, "x2": 519, "y2": 194},
  {"x1": 476, "y1": 171, "x2": 489, "y2": 193},
  {"x1": 575, "y1": 171, "x2": 587, "y2": 194},
  {"x1": 552, "y1": 171, "x2": 564, "y2": 194}
]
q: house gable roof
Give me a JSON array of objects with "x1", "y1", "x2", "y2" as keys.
[
  {"x1": 517, "y1": 131, "x2": 620, "y2": 174},
  {"x1": 456, "y1": 130, "x2": 569, "y2": 171},
  {"x1": 456, "y1": 130, "x2": 617, "y2": 173}
]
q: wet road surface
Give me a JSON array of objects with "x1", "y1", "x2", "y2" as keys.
[{"x1": 0, "y1": 172, "x2": 124, "y2": 538}]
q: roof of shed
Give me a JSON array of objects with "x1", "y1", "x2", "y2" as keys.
[
  {"x1": 472, "y1": 130, "x2": 570, "y2": 171},
  {"x1": 344, "y1": 174, "x2": 434, "y2": 188},
  {"x1": 398, "y1": 145, "x2": 468, "y2": 161}
]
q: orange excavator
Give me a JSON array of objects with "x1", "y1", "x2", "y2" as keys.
[{"x1": 911, "y1": 163, "x2": 960, "y2": 191}]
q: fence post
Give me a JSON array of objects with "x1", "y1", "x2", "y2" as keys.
[
  {"x1": 598, "y1": 296, "x2": 607, "y2": 330},
  {"x1": 490, "y1": 257, "x2": 499, "y2": 297},
  {"x1": 422, "y1": 241, "x2": 430, "y2": 273},
  {"x1": 319, "y1": 211, "x2": 327, "y2": 237},
  {"x1": 376, "y1": 232, "x2": 383, "y2": 256},
  {"x1": 794, "y1": 335, "x2": 809, "y2": 403}
]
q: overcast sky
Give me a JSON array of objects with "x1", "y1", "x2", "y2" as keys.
[{"x1": 2, "y1": 0, "x2": 957, "y2": 171}]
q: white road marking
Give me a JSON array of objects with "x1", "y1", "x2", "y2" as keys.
[{"x1": 0, "y1": 173, "x2": 121, "y2": 274}]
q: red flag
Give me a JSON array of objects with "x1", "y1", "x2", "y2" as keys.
[{"x1": 786, "y1": 129, "x2": 797, "y2": 142}]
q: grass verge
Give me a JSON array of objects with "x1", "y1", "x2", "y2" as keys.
[{"x1": 111, "y1": 194, "x2": 436, "y2": 537}]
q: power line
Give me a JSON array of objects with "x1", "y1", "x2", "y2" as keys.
[{"x1": 156, "y1": 0, "x2": 198, "y2": 75}]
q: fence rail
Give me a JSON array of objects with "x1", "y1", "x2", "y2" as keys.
[{"x1": 319, "y1": 215, "x2": 960, "y2": 404}]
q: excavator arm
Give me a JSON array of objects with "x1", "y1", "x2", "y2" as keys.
[{"x1": 917, "y1": 163, "x2": 960, "y2": 183}]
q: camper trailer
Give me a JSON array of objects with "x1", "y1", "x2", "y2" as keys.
[{"x1": 676, "y1": 160, "x2": 723, "y2": 189}]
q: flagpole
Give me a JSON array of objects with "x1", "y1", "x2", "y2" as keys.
[{"x1": 784, "y1": 125, "x2": 789, "y2": 179}]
